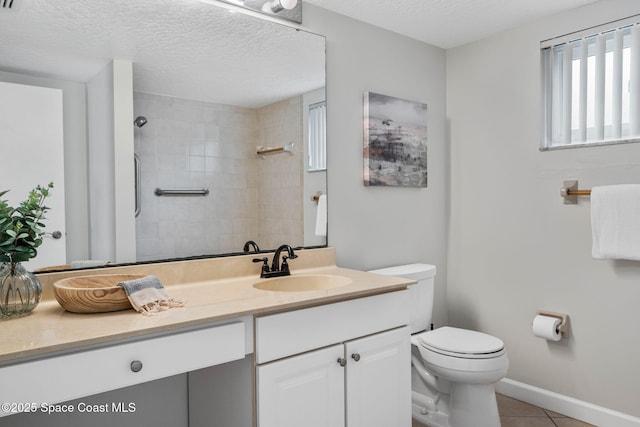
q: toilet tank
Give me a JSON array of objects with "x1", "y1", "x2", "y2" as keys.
[{"x1": 368, "y1": 264, "x2": 436, "y2": 334}]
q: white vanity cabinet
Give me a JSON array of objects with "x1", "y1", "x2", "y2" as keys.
[
  {"x1": 255, "y1": 290, "x2": 411, "y2": 427},
  {"x1": 258, "y1": 343, "x2": 346, "y2": 427},
  {"x1": 344, "y1": 327, "x2": 410, "y2": 427},
  {"x1": 0, "y1": 320, "x2": 246, "y2": 419}
]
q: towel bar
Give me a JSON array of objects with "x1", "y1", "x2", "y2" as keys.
[
  {"x1": 154, "y1": 188, "x2": 209, "y2": 196},
  {"x1": 561, "y1": 180, "x2": 591, "y2": 204}
]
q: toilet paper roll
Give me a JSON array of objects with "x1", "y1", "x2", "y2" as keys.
[{"x1": 532, "y1": 315, "x2": 562, "y2": 341}]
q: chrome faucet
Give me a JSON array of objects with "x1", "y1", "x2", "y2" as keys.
[{"x1": 252, "y1": 244, "x2": 298, "y2": 278}]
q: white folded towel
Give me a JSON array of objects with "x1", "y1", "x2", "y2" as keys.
[
  {"x1": 315, "y1": 194, "x2": 327, "y2": 237},
  {"x1": 591, "y1": 184, "x2": 640, "y2": 260}
]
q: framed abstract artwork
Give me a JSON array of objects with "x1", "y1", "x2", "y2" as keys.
[{"x1": 363, "y1": 92, "x2": 428, "y2": 187}]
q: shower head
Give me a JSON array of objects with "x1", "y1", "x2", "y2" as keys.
[{"x1": 134, "y1": 116, "x2": 148, "y2": 128}]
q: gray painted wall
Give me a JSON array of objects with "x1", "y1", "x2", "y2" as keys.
[
  {"x1": 447, "y1": 0, "x2": 640, "y2": 417},
  {"x1": 304, "y1": 5, "x2": 449, "y2": 328}
]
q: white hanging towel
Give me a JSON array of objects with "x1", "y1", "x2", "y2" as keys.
[
  {"x1": 591, "y1": 184, "x2": 640, "y2": 260},
  {"x1": 314, "y1": 194, "x2": 327, "y2": 237}
]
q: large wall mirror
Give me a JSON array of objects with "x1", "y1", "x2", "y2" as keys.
[{"x1": 0, "y1": 0, "x2": 326, "y2": 272}]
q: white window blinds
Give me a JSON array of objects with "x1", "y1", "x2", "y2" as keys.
[
  {"x1": 541, "y1": 15, "x2": 640, "y2": 149},
  {"x1": 308, "y1": 101, "x2": 326, "y2": 171}
]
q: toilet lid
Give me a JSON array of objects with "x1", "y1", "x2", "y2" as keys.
[{"x1": 417, "y1": 326, "x2": 505, "y2": 358}]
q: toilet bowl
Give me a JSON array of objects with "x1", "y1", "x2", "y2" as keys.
[
  {"x1": 369, "y1": 264, "x2": 509, "y2": 427},
  {"x1": 412, "y1": 326, "x2": 509, "y2": 427}
]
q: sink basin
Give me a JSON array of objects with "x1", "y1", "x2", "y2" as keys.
[{"x1": 253, "y1": 274, "x2": 352, "y2": 292}]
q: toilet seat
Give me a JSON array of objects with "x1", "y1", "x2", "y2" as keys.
[
  {"x1": 413, "y1": 327, "x2": 509, "y2": 382},
  {"x1": 416, "y1": 326, "x2": 505, "y2": 359}
]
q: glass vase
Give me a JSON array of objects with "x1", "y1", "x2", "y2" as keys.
[{"x1": 0, "y1": 262, "x2": 42, "y2": 318}]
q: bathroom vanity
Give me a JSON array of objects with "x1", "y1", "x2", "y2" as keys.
[
  {"x1": 0, "y1": 248, "x2": 413, "y2": 427},
  {"x1": 255, "y1": 290, "x2": 410, "y2": 427}
]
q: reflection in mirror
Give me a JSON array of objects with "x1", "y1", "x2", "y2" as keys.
[
  {"x1": 133, "y1": 89, "x2": 326, "y2": 261},
  {"x1": 0, "y1": 0, "x2": 326, "y2": 271}
]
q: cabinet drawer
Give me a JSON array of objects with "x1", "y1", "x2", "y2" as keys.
[
  {"x1": 255, "y1": 290, "x2": 408, "y2": 364},
  {"x1": 0, "y1": 321, "x2": 244, "y2": 416}
]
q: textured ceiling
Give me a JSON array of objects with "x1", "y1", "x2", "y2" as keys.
[
  {"x1": 0, "y1": 0, "x2": 602, "y2": 107},
  {"x1": 0, "y1": 0, "x2": 325, "y2": 108},
  {"x1": 305, "y1": 0, "x2": 601, "y2": 49}
]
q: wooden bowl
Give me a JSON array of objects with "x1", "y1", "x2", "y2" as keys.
[{"x1": 53, "y1": 274, "x2": 145, "y2": 313}]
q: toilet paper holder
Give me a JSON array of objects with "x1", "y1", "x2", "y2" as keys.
[{"x1": 536, "y1": 310, "x2": 569, "y2": 334}]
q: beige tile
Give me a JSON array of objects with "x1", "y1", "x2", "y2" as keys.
[
  {"x1": 500, "y1": 417, "x2": 557, "y2": 427},
  {"x1": 544, "y1": 408, "x2": 566, "y2": 417},
  {"x1": 412, "y1": 394, "x2": 595, "y2": 427},
  {"x1": 497, "y1": 394, "x2": 548, "y2": 417},
  {"x1": 552, "y1": 418, "x2": 596, "y2": 427}
]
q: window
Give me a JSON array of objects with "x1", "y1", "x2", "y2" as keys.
[
  {"x1": 308, "y1": 101, "x2": 326, "y2": 171},
  {"x1": 541, "y1": 16, "x2": 640, "y2": 149}
]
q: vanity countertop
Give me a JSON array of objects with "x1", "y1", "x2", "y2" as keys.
[{"x1": 0, "y1": 248, "x2": 414, "y2": 364}]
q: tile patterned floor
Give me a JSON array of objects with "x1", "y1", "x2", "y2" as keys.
[{"x1": 412, "y1": 394, "x2": 595, "y2": 427}]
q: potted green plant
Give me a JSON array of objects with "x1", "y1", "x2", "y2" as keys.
[{"x1": 0, "y1": 183, "x2": 53, "y2": 318}]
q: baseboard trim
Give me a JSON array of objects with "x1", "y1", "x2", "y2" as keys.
[{"x1": 496, "y1": 378, "x2": 640, "y2": 427}]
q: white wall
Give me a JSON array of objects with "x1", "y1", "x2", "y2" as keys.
[
  {"x1": 87, "y1": 60, "x2": 136, "y2": 264},
  {"x1": 447, "y1": 0, "x2": 640, "y2": 417},
  {"x1": 87, "y1": 63, "x2": 116, "y2": 262},
  {"x1": 112, "y1": 60, "x2": 136, "y2": 263},
  {"x1": 304, "y1": 5, "x2": 449, "y2": 327}
]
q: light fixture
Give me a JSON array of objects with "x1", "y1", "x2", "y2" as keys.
[
  {"x1": 261, "y1": 0, "x2": 297, "y2": 13},
  {"x1": 210, "y1": 0, "x2": 301, "y2": 24}
]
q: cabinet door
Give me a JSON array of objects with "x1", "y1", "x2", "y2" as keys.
[
  {"x1": 0, "y1": 81, "x2": 66, "y2": 270},
  {"x1": 345, "y1": 326, "x2": 411, "y2": 427},
  {"x1": 257, "y1": 344, "x2": 345, "y2": 427}
]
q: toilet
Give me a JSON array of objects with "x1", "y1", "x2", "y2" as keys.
[{"x1": 369, "y1": 264, "x2": 509, "y2": 427}]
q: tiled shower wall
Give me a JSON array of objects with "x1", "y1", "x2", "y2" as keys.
[
  {"x1": 134, "y1": 92, "x2": 303, "y2": 262},
  {"x1": 256, "y1": 96, "x2": 304, "y2": 250}
]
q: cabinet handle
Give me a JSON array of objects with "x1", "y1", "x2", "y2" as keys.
[
  {"x1": 130, "y1": 360, "x2": 143, "y2": 373},
  {"x1": 351, "y1": 353, "x2": 361, "y2": 362},
  {"x1": 337, "y1": 358, "x2": 347, "y2": 367}
]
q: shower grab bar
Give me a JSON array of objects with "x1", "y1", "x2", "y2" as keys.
[
  {"x1": 154, "y1": 188, "x2": 210, "y2": 196},
  {"x1": 134, "y1": 154, "x2": 141, "y2": 217}
]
